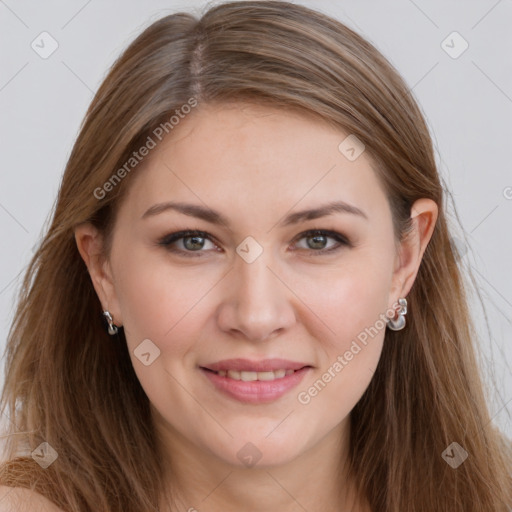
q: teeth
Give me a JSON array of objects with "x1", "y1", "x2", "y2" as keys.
[
  {"x1": 227, "y1": 370, "x2": 241, "y2": 380},
  {"x1": 217, "y1": 369, "x2": 296, "y2": 381},
  {"x1": 240, "y1": 371, "x2": 258, "y2": 382}
]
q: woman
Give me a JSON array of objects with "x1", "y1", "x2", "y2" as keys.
[{"x1": 1, "y1": 1, "x2": 510, "y2": 511}]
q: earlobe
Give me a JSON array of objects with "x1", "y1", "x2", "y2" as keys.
[
  {"x1": 74, "y1": 223, "x2": 122, "y2": 325},
  {"x1": 391, "y1": 198, "x2": 438, "y2": 300}
]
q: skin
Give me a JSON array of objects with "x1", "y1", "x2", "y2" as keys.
[{"x1": 75, "y1": 102, "x2": 438, "y2": 512}]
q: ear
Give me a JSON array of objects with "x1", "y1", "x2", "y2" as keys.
[
  {"x1": 74, "y1": 222, "x2": 123, "y2": 326},
  {"x1": 389, "y1": 198, "x2": 438, "y2": 305}
]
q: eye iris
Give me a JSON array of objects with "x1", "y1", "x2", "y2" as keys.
[
  {"x1": 184, "y1": 236, "x2": 205, "y2": 250},
  {"x1": 308, "y1": 234, "x2": 327, "y2": 250}
]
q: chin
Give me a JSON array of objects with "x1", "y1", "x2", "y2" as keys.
[{"x1": 208, "y1": 432, "x2": 308, "y2": 469}]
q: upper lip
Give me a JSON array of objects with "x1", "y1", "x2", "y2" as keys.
[{"x1": 201, "y1": 358, "x2": 311, "y2": 372}]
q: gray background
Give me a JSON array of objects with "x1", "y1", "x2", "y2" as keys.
[{"x1": 1, "y1": 0, "x2": 511, "y2": 439}]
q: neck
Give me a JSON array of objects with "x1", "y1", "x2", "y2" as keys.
[{"x1": 154, "y1": 411, "x2": 368, "y2": 512}]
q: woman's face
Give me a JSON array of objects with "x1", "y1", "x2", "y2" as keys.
[{"x1": 79, "y1": 102, "x2": 423, "y2": 469}]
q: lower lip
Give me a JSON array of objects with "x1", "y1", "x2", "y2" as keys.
[{"x1": 200, "y1": 367, "x2": 310, "y2": 404}]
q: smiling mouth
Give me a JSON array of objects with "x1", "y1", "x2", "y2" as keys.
[
  {"x1": 201, "y1": 368, "x2": 305, "y2": 381},
  {"x1": 199, "y1": 362, "x2": 312, "y2": 404}
]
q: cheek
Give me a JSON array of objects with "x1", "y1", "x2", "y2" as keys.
[
  {"x1": 112, "y1": 247, "x2": 219, "y2": 353},
  {"x1": 316, "y1": 282, "x2": 388, "y2": 387},
  {"x1": 300, "y1": 252, "x2": 393, "y2": 348},
  {"x1": 291, "y1": 249, "x2": 393, "y2": 409},
  {"x1": 294, "y1": 264, "x2": 390, "y2": 425}
]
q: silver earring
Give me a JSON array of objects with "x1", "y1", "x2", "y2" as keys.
[
  {"x1": 103, "y1": 310, "x2": 119, "y2": 335},
  {"x1": 387, "y1": 298, "x2": 408, "y2": 331}
]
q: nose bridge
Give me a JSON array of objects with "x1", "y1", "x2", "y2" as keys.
[
  {"x1": 237, "y1": 252, "x2": 277, "y2": 303},
  {"x1": 217, "y1": 247, "x2": 295, "y2": 341}
]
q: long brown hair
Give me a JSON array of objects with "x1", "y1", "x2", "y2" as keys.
[{"x1": 1, "y1": 2, "x2": 510, "y2": 510}]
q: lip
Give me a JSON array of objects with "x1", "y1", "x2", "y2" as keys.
[
  {"x1": 199, "y1": 359, "x2": 312, "y2": 404},
  {"x1": 202, "y1": 358, "x2": 310, "y2": 372}
]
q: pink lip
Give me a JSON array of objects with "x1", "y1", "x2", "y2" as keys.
[
  {"x1": 200, "y1": 364, "x2": 311, "y2": 405},
  {"x1": 202, "y1": 358, "x2": 310, "y2": 372}
]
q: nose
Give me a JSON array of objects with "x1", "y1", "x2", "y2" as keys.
[{"x1": 216, "y1": 251, "x2": 296, "y2": 342}]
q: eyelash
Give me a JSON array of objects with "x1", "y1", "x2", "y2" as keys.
[{"x1": 157, "y1": 228, "x2": 352, "y2": 257}]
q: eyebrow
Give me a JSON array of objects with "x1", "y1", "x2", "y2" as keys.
[{"x1": 141, "y1": 200, "x2": 368, "y2": 226}]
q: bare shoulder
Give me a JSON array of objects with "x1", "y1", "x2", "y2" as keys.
[{"x1": 0, "y1": 485, "x2": 65, "y2": 512}]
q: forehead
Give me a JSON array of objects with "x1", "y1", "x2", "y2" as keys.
[{"x1": 116, "y1": 102, "x2": 390, "y2": 228}]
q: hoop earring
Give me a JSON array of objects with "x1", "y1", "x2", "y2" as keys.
[
  {"x1": 387, "y1": 298, "x2": 408, "y2": 331},
  {"x1": 102, "y1": 310, "x2": 119, "y2": 335}
]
